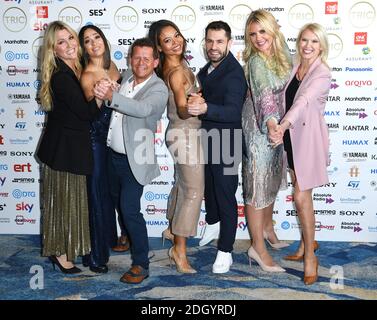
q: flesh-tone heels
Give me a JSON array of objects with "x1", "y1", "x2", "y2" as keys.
[
  {"x1": 168, "y1": 246, "x2": 197, "y2": 274},
  {"x1": 162, "y1": 228, "x2": 174, "y2": 247},
  {"x1": 303, "y1": 257, "x2": 318, "y2": 285},
  {"x1": 263, "y1": 231, "x2": 290, "y2": 250},
  {"x1": 247, "y1": 246, "x2": 286, "y2": 272},
  {"x1": 284, "y1": 240, "x2": 319, "y2": 261}
]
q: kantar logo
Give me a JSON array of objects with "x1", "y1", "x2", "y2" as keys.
[
  {"x1": 228, "y1": 4, "x2": 252, "y2": 31},
  {"x1": 171, "y1": 5, "x2": 196, "y2": 31},
  {"x1": 114, "y1": 6, "x2": 138, "y2": 32},
  {"x1": 3, "y1": 7, "x2": 27, "y2": 32},
  {"x1": 349, "y1": 1, "x2": 376, "y2": 28}
]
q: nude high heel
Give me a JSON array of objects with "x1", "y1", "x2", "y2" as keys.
[
  {"x1": 168, "y1": 246, "x2": 197, "y2": 274},
  {"x1": 263, "y1": 231, "x2": 290, "y2": 250},
  {"x1": 247, "y1": 246, "x2": 286, "y2": 273},
  {"x1": 162, "y1": 228, "x2": 174, "y2": 247}
]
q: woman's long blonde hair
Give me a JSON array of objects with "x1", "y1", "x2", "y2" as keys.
[
  {"x1": 243, "y1": 9, "x2": 291, "y2": 78},
  {"x1": 40, "y1": 21, "x2": 82, "y2": 111}
]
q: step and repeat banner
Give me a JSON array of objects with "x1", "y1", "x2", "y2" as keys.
[{"x1": 0, "y1": 0, "x2": 376, "y2": 242}]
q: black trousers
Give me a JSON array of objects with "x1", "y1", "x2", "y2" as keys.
[{"x1": 204, "y1": 163, "x2": 239, "y2": 252}]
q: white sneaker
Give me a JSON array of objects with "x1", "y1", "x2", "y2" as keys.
[
  {"x1": 212, "y1": 250, "x2": 233, "y2": 274},
  {"x1": 199, "y1": 222, "x2": 220, "y2": 247}
]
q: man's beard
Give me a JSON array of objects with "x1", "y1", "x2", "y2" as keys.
[{"x1": 207, "y1": 49, "x2": 227, "y2": 64}]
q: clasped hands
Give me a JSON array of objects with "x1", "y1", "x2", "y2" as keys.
[
  {"x1": 187, "y1": 93, "x2": 207, "y2": 116},
  {"x1": 93, "y1": 78, "x2": 120, "y2": 102},
  {"x1": 268, "y1": 124, "x2": 284, "y2": 148}
]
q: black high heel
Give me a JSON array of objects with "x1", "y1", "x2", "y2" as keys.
[{"x1": 49, "y1": 256, "x2": 82, "y2": 274}]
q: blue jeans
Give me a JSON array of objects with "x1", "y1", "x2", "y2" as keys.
[{"x1": 108, "y1": 150, "x2": 149, "y2": 269}]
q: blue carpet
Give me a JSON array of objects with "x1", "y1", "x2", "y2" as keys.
[{"x1": 0, "y1": 235, "x2": 376, "y2": 300}]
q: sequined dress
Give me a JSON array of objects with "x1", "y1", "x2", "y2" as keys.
[
  {"x1": 242, "y1": 54, "x2": 290, "y2": 209},
  {"x1": 165, "y1": 65, "x2": 204, "y2": 237}
]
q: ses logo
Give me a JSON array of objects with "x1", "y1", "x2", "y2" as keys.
[{"x1": 89, "y1": 8, "x2": 106, "y2": 16}]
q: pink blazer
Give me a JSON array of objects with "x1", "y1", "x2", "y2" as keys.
[{"x1": 281, "y1": 57, "x2": 331, "y2": 191}]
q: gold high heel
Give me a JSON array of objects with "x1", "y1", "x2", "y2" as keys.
[
  {"x1": 168, "y1": 246, "x2": 197, "y2": 274},
  {"x1": 162, "y1": 228, "x2": 174, "y2": 247},
  {"x1": 303, "y1": 256, "x2": 318, "y2": 285},
  {"x1": 284, "y1": 241, "x2": 319, "y2": 261}
]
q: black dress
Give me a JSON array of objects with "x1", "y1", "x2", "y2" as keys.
[{"x1": 283, "y1": 75, "x2": 300, "y2": 171}]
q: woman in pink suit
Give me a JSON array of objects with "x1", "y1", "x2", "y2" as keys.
[{"x1": 272, "y1": 23, "x2": 331, "y2": 285}]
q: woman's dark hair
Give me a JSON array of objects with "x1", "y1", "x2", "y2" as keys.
[
  {"x1": 78, "y1": 24, "x2": 111, "y2": 69},
  {"x1": 147, "y1": 19, "x2": 187, "y2": 78}
]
